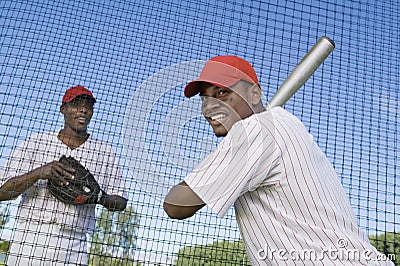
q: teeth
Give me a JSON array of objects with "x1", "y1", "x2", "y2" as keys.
[{"x1": 210, "y1": 114, "x2": 226, "y2": 121}]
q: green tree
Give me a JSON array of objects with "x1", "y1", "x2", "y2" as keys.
[
  {"x1": 175, "y1": 240, "x2": 251, "y2": 266},
  {"x1": 369, "y1": 232, "x2": 399, "y2": 265},
  {"x1": 0, "y1": 206, "x2": 10, "y2": 254},
  {"x1": 89, "y1": 206, "x2": 140, "y2": 266}
]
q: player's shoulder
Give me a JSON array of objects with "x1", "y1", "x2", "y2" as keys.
[
  {"x1": 23, "y1": 130, "x2": 58, "y2": 143},
  {"x1": 269, "y1": 106, "x2": 291, "y2": 117},
  {"x1": 269, "y1": 107, "x2": 311, "y2": 139},
  {"x1": 269, "y1": 106, "x2": 303, "y2": 124},
  {"x1": 228, "y1": 112, "x2": 270, "y2": 141},
  {"x1": 10, "y1": 130, "x2": 59, "y2": 153},
  {"x1": 86, "y1": 135, "x2": 106, "y2": 146},
  {"x1": 86, "y1": 135, "x2": 115, "y2": 151}
]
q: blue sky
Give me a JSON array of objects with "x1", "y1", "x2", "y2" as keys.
[{"x1": 0, "y1": 0, "x2": 398, "y2": 262}]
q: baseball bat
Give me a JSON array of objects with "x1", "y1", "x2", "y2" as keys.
[{"x1": 268, "y1": 36, "x2": 335, "y2": 108}]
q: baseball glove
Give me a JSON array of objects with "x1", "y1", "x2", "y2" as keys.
[{"x1": 47, "y1": 155, "x2": 103, "y2": 205}]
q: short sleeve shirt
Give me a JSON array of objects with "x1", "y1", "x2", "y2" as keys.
[
  {"x1": 185, "y1": 108, "x2": 391, "y2": 265},
  {"x1": 0, "y1": 130, "x2": 126, "y2": 233}
]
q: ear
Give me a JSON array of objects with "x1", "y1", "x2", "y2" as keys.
[
  {"x1": 247, "y1": 84, "x2": 262, "y2": 106},
  {"x1": 60, "y1": 104, "x2": 65, "y2": 114}
]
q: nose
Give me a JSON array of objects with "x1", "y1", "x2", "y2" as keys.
[{"x1": 78, "y1": 105, "x2": 88, "y2": 113}]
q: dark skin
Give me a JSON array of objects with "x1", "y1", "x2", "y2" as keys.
[
  {"x1": 163, "y1": 80, "x2": 265, "y2": 219},
  {"x1": 0, "y1": 96, "x2": 127, "y2": 211}
]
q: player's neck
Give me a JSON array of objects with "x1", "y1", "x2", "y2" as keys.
[
  {"x1": 253, "y1": 103, "x2": 266, "y2": 114},
  {"x1": 58, "y1": 129, "x2": 89, "y2": 149}
]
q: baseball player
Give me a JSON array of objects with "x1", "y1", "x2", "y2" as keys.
[
  {"x1": 0, "y1": 85, "x2": 128, "y2": 265},
  {"x1": 164, "y1": 55, "x2": 393, "y2": 265}
]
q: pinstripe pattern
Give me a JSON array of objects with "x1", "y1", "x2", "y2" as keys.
[
  {"x1": 185, "y1": 107, "x2": 392, "y2": 265},
  {"x1": 0, "y1": 130, "x2": 126, "y2": 265}
]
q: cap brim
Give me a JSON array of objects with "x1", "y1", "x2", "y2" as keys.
[
  {"x1": 184, "y1": 76, "x2": 241, "y2": 98},
  {"x1": 66, "y1": 94, "x2": 96, "y2": 104}
]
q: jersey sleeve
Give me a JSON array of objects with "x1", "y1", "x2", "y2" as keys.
[
  {"x1": 184, "y1": 114, "x2": 277, "y2": 217},
  {"x1": 99, "y1": 145, "x2": 127, "y2": 198},
  {"x1": 0, "y1": 135, "x2": 37, "y2": 186}
]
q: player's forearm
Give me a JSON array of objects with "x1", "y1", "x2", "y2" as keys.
[
  {"x1": 0, "y1": 172, "x2": 40, "y2": 201},
  {"x1": 99, "y1": 194, "x2": 128, "y2": 211}
]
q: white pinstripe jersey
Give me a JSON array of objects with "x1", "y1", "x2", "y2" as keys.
[
  {"x1": 185, "y1": 107, "x2": 392, "y2": 265},
  {"x1": 0, "y1": 130, "x2": 126, "y2": 233}
]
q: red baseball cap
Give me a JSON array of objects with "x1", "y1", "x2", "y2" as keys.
[
  {"x1": 184, "y1": 55, "x2": 259, "y2": 98},
  {"x1": 62, "y1": 85, "x2": 96, "y2": 104}
]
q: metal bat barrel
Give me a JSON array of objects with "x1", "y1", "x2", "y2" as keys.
[{"x1": 268, "y1": 36, "x2": 335, "y2": 108}]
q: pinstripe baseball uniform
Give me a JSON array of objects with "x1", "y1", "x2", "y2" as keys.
[
  {"x1": 185, "y1": 107, "x2": 392, "y2": 265},
  {"x1": 0, "y1": 130, "x2": 126, "y2": 266}
]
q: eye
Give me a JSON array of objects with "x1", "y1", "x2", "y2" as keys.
[
  {"x1": 68, "y1": 102, "x2": 79, "y2": 108},
  {"x1": 200, "y1": 96, "x2": 208, "y2": 102},
  {"x1": 216, "y1": 89, "x2": 229, "y2": 97}
]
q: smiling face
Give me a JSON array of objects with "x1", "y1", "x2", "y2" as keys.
[
  {"x1": 60, "y1": 96, "x2": 94, "y2": 135},
  {"x1": 199, "y1": 80, "x2": 263, "y2": 137}
]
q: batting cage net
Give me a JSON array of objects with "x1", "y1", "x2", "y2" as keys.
[{"x1": 0, "y1": 0, "x2": 398, "y2": 265}]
